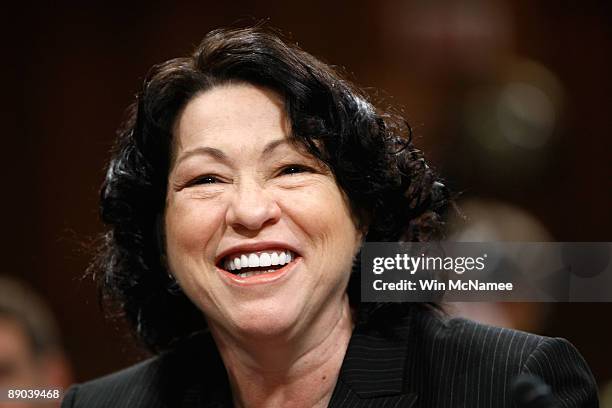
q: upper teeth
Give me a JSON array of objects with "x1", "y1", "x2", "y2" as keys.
[{"x1": 223, "y1": 251, "x2": 294, "y2": 271}]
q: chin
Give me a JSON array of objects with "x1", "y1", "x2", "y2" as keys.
[{"x1": 226, "y1": 300, "x2": 304, "y2": 339}]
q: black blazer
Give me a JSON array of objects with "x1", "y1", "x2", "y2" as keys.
[{"x1": 61, "y1": 311, "x2": 598, "y2": 407}]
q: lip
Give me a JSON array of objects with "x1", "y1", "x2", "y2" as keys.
[
  {"x1": 216, "y1": 256, "x2": 301, "y2": 287},
  {"x1": 215, "y1": 241, "x2": 302, "y2": 266}
]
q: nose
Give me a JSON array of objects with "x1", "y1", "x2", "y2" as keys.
[{"x1": 225, "y1": 180, "x2": 281, "y2": 232}]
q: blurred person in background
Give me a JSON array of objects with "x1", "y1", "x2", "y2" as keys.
[
  {"x1": 447, "y1": 199, "x2": 553, "y2": 331},
  {"x1": 0, "y1": 276, "x2": 73, "y2": 408}
]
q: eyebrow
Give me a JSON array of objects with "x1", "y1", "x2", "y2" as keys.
[
  {"x1": 262, "y1": 138, "x2": 289, "y2": 157},
  {"x1": 175, "y1": 146, "x2": 229, "y2": 166},
  {"x1": 175, "y1": 138, "x2": 290, "y2": 167}
]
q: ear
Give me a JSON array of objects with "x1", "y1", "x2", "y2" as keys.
[
  {"x1": 355, "y1": 208, "x2": 371, "y2": 239},
  {"x1": 353, "y1": 219, "x2": 369, "y2": 250}
]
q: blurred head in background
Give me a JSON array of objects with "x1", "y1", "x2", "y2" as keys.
[{"x1": 0, "y1": 276, "x2": 72, "y2": 408}]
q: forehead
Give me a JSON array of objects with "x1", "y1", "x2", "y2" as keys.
[{"x1": 172, "y1": 83, "x2": 291, "y2": 154}]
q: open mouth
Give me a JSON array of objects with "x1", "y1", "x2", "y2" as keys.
[{"x1": 218, "y1": 250, "x2": 296, "y2": 278}]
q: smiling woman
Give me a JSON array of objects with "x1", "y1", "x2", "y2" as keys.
[
  {"x1": 62, "y1": 27, "x2": 598, "y2": 407},
  {"x1": 165, "y1": 84, "x2": 362, "y2": 345}
]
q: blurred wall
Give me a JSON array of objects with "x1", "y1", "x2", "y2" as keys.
[{"x1": 2, "y1": 0, "x2": 611, "y2": 385}]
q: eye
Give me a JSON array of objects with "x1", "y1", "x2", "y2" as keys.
[
  {"x1": 173, "y1": 173, "x2": 227, "y2": 192},
  {"x1": 279, "y1": 165, "x2": 310, "y2": 175},
  {"x1": 190, "y1": 175, "x2": 220, "y2": 185}
]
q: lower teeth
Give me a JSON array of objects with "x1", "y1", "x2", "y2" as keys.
[{"x1": 237, "y1": 269, "x2": 277, "y2": 278}]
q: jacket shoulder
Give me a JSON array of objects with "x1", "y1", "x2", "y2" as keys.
[
  {"x1": 426, "y1": 315, "x2": 545, "y2": 367},
  {"x1": 61, "y1": 356, "x2": 170, "y2": 408},
  {"x1": 406, "y1": 314, "x2": 598, "y2": 407},
  {"x1": 61, "y1": 332, "x2": 224, "y2": 408}
]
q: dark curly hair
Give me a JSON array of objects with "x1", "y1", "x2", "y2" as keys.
[{"x1": 95, "y1": 26, "x2": 451, "y2": 353}]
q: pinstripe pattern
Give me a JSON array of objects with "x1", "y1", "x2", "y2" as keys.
[{"x1": 62, "y1": 311, "x2": 598, "y2": 407}]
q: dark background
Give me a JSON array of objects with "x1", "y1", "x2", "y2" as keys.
[{"x1": 3, "y1": 0, "x2": 611, "y2": 390}]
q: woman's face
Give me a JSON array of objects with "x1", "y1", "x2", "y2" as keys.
[{"x1": 165, "y1": 83, "x2": 362, "y2": 339}]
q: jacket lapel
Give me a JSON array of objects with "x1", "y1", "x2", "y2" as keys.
[
  {"x1": 176, "y1": 332, "x2": 233, "y2": 408},
  {"x1": 329, "y1": 320, "x2": 418, "y2": 408}
]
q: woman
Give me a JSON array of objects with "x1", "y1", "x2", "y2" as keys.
[{"x1": 62, "y1": 27, "x2": 598, "y2": 407}]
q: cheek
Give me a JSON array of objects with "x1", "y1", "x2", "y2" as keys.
[
  {"x1": 283, "y1": 182, "x2": 361, "y2": 256},
  {"x1": 164, "y1": 196, "x2": 226, "y2": 259}
]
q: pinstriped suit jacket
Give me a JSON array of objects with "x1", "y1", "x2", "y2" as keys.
[{"x1": 61, "y1": 311, "x2": 599, "y2": 407}]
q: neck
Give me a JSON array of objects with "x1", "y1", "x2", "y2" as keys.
[{"x1": 209, "y1": 294, "x2": 354, "y2": 408}]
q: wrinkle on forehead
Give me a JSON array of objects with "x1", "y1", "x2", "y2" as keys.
[{"x1": 169, "y1": 82, "x2": 292, "y2": 167}]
